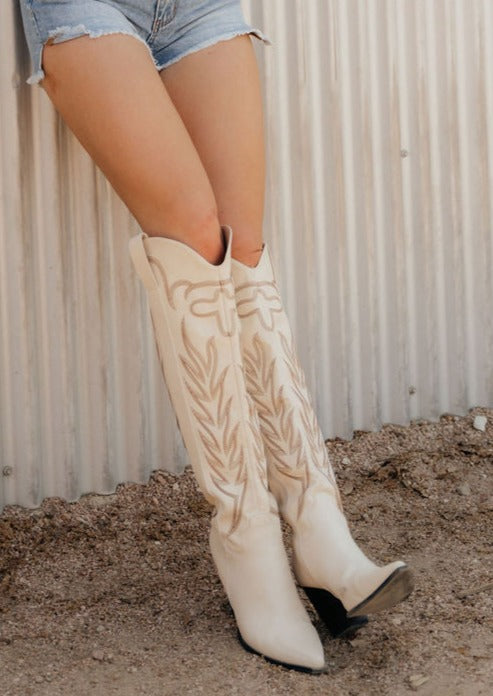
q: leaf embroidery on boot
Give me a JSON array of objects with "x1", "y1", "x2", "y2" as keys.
[
  {"x1": 149, "y1": 263, "x2": 273, "y2": 535},
  {"x1": 243, "y1": 333, "x2": 309, "y2": 519},
  {"x1": 236, "y1": 280, "x2": 344, "y2": 516},
  {"x1": 179, "y1": 322, "x2": 247, "y2": 536},
  {"x1": 279, "y1": 330, "x2": 343, "y2": 511}
]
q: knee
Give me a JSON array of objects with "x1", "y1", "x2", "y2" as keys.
[
  {"x1": 145, "y1": 202, "x2": 220, "y2": 240},
  {"x1": 188, "y1": 204, "x2": 221, "y2": 241},
  {"x1": 146, "y1": 203, "x2": 224, "y2": 264}
]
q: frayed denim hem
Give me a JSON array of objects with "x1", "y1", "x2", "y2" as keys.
[
  {"x1": 27, "y1": 25, "x2": 159, "y2": 85},
  {"x1": 156, "y1": 28, "x2": 272, "y2": 71}
]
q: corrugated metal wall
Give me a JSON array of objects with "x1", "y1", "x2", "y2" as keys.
[{"x1": 1, "y1": 0, "x2": 492, "y2": 510}]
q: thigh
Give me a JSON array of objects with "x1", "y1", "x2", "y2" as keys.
[
  {"x1": 39, "y1": 33, "x2": 223, "y2": 262},
  {"x1": 161, "y1": 34, "x2": 267, "y2": 266},
  {"x1": 19, "y1": 0, "x2": 151, "y2": 83}
]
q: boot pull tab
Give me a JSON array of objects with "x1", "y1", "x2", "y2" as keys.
[{"x1": 128, "y1": 232, "x2": 159, "y2": 292}]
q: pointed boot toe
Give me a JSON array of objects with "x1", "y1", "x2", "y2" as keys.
[
  {"x1": 211, "y1": 517, "x2": 326, "y2": 674},
  {"x1": 238, "y1": 618, "x2": 326, "y2": 674}
]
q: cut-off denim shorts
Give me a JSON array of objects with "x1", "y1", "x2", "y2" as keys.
[{"x1": 19, "y1": 0, "x2": 270, "y2": 85}]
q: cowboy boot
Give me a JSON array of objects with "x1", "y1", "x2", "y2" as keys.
[
  {"x1": 231, "y1": 245, "x2": 414, "y2": 632},
  {"x1": 128, "y1": 228, "x2": 325, "y2": 672}
]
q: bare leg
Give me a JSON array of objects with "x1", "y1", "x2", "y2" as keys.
[
  {"x1": 160, "y1": 35, "x2": 265, "y2": 267},
  {"x1": 41, "y1": 35, "x2": 224, "y2": 264}
]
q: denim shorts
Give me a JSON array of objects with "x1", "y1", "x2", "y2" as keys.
[{"x1": 19, "y1": 0, "x2": 270, "y2": 85}]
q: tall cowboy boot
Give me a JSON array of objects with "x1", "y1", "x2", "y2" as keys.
[
  {"x1": 128, "y1": 228, "x2": 325, "y2": 672},
  {"x1": 231, "y1": 246, "x2": 414, "y2": 635}
]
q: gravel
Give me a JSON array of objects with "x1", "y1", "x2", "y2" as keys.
[{"x1": 1, "y1": 407, "x2": 492, "y2": 696}]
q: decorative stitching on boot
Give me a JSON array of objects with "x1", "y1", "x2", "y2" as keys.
[
  {"x1": 242, "y1": 333, "x2": 309, "y2": 519},
  {"x1": 235, "y1": 281, "x2": 283, "y2": 331},
  {"x1": 236, "y1": 282, "x2": 344, "y2": 517},
  {"x1": 279, "y1": 332, "x2": 343, "y2": 512},
  {"x1": 149, "y1": 266, "x2": 274, "y2": 535},
  {"x1": 149, "y1": 255, "x2": 237, "y2": 337}
]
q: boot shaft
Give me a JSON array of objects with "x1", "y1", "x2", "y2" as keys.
[
  {"x1": 129, "y1": 229, "x2": 275, "y2": 536},
  {"x1": 231, "y1": 247, "x2": 343, "y2": 524}
]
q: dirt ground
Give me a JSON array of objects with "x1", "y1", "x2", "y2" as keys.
[{"x1": 1, "y1": 407, "x2": 492, "y2": 696}]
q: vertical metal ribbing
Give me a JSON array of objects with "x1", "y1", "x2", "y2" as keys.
[{"x1": 1, "y1": 1, "x2": 493, "y2": 509}]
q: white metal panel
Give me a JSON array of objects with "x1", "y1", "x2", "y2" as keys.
[
  {"x1": 244, "y1": 0, "x2": 493, "y2": 429},
  {"x1": 1, "y1": 0, "x2": 492, "y2": 510},
  {"x1": 0, "y1": 0, "x2": 187, "y2": 512}
]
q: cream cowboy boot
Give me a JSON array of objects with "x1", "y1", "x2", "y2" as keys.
[
  {"x1": 128, "y1": 228, "x2": 325, "y2": 672},
  {"x1": 231, "y1": 246, "x2": 414, "y2": 631}
]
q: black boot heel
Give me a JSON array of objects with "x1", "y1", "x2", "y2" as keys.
[{"x1": 303, "y1": 587, "x2": 368, "y2": 639}]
